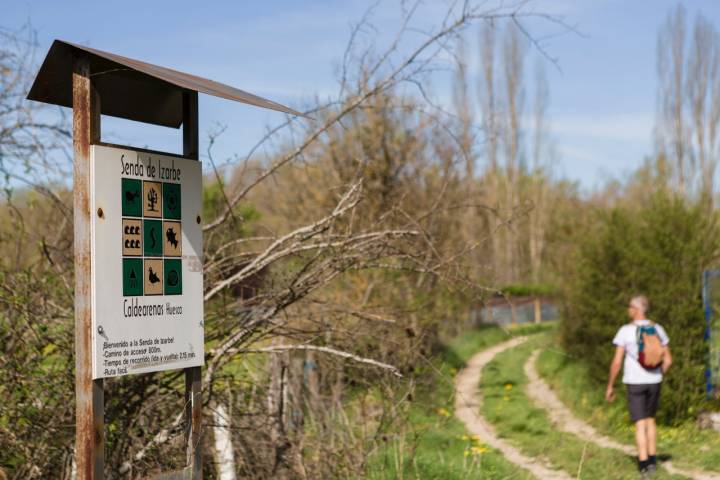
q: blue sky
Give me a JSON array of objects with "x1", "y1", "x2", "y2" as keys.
[{"x1": 5, "y1": 0, "x2": 720, "y2": 190}]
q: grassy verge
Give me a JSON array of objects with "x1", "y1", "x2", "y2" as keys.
[
  {"x1": 364, "y1": 322, "x2": 554, "y2": 479},
  {"x1": 481, "y1": 333, "x2": 686, "y2": 480},
  {"x1": 537, "y1": 348, "x2": 720, "y2": 473}
]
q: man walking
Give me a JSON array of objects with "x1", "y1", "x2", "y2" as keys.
[{"x1": 606, "y1": 295, "x2": 672, "y2": 478}]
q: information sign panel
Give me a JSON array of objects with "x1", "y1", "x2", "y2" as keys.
[{"x1": 92, "y1": 145, "x2": 203, "y2": 379}]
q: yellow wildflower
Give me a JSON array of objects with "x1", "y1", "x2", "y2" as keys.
[
  {"x1": 437, "y1": 407, "x2": 451, "y2": 417},
  {"x1": 470, "y1": 445, "x2": 489, "y2": 455},
  {"x1": 504, "y1": 383, "x2": 513, "y2": 391}
]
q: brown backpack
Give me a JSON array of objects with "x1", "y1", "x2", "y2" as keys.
[{"x1": 636, "y1": 322, "x2": 664, "y2": 369}]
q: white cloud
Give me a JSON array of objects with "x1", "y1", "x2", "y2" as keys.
[{"x1": 551, "y1": 112, "x2": 654, "y2": 143}]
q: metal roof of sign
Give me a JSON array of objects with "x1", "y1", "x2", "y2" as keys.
[{"x1": 27, "y1": 40, "x2": 305, "y2": 128}]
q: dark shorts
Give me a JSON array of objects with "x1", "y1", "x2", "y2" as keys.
[{"x1": 626, "y1": 383, "x2": 661, "y2": 422}]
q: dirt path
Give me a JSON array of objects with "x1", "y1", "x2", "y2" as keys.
[
  {"x1": 524, "y1": 349, "x2": 720, "y2": 480},
  {"x1": 454, "y1": 336, "x2": 573, "y2": 480}
]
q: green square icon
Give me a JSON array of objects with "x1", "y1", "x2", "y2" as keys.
[
  {"x1": 122, "y1": 178, "x2": 142, "y2": 217},
  {"x1": 143, "y1": 219, "x2": 163, "y2": 257},
  {"x1": 163, "y1": 182, "x2": 181, "y2": 220},
  {"x1": 123, "y1": 258, "x2": 143, "y2": 296},
  {"x1": 164, "y1": 259, "x2": 182, "y2": 295}
]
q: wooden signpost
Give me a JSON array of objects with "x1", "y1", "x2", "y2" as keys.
[{"x1": 27, "y1": 40, "x2": 303, "y2": 479}]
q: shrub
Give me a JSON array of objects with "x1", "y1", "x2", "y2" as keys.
[{"x1": 561, "y1": 192, "x2": 720, "y2": 423}]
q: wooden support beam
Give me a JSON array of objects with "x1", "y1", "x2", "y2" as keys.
[
  {"x1": 183, "y1": 89, "x2": 203, "y2": 479},
  {"x1": 73, "y1": 52, "x2": 103, "y2": 480},
  {"x1": 183, "y1": 91, "x2": 199, "y2": 161}
]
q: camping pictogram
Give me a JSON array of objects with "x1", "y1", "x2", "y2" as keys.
[
  {"x1": 143, "y1": 181, "x2": 162, "y2": 218},
  {"x1": 164, "y1": 259, "x2": 182, "y2": 295},
  {"x1": 121, "y1": 178, "x2": 142, "y2": 217},
  {"x1": 163, "y1": 221, "x2": 182, "y2": 256},
  {"x1": 163, "y1": 182, "x2": 181, "y2": 220},
  {"x1": 122, "y1": 258, "x2": 143, "y2": 296},
  {"x1": 143, "y1": 219, "x2": 162, "y2": 257},
  {"x1": 144, "y1": 259, "x2": 163, "y2": 295},
  {"x1": 122, "y1": 219, "x2": 142, "y2": 256}
]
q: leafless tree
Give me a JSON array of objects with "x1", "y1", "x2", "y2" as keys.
[{"x1": 656, "y1": 4, "x2": 720, "y2": 204}]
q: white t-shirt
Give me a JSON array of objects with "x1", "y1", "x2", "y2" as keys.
[{"x1": 612, "y1": 319, "x2": 669, "y2": 385}]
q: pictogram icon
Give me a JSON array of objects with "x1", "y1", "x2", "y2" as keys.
[
  {"x1": 144, "y1": 258, "x2": 163, "y2": 295},
  {"x1": 143, "y1": 219, "x2": 162, "y2": 257},
  {"x1": 121, "y1": 178, "x2": 142, "y2": 217},
  {"x1": 164, "y1": 259, "x2": 182, "y2": 295},
  {"x1": 163, "y1": 182, "x2": 181, "y2": 219},
  {"x1": 143, "y1": 181, "x2": 162, "y2": 218},
  {"x1": 122, "y1": 219, "x2": 142, "y2": 256},
  {"x1": 163, "y1": 221, "x2": 182, "y2": 256},
  {"x1": 123, "y1": 258, "x2": 143, "y2": 296}
]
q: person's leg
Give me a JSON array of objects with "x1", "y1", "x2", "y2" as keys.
[
  {"x1": 646, "y1": 417, "x2": 657, "y2": 456},
  {"x1": 647, "y1": 382, "x2": 661, "y2": 471},
  {"x1": 635, "y1": 418, "x2": 649, "y2": 461}
]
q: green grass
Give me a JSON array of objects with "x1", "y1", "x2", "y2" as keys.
[
  {"x1": 537, "y1": 347, "x2": 720, "y2": 473},
  {"x1": 364, "y1": 323, "x2": 555, "y2": 479},
  {"x1": 480, "y1": 333, "x2": 687, "y2": 480}
]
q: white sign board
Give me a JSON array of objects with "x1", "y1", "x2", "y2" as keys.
[{"x1": 91, "y1": 145, "x2": 204, "y2": 379}]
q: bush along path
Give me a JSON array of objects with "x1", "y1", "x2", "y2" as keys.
[
  {"x1": 456, "y1": 332, "x2": 688, "y2": 479},
  {"x1": 526, "y1": 349, "x2": 720, "y2": 480}
]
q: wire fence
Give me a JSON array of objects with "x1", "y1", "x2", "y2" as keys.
[{"x1": 469, "y1": 297, "x2": 559, "y2": 327}]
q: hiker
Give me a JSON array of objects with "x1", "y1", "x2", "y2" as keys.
[{"x1": 605, "y1": 295, "x2": 672, "y2": 477}]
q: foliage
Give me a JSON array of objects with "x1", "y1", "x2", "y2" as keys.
[
  {"x1": 561, "y1": 191, "x2": 720, "y2": 423},
  {"x1": 499, "y1": 283, "x2": 558, "y2": 297}
]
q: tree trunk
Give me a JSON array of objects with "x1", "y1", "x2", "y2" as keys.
[{"x1": 212, "y1": 402, "x2": 237, "y2": 480}]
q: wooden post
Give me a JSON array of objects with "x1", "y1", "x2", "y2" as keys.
[
  {"x1": 73, "y1": 53, "x2": 104, "y2": 479},
  {"x1": 533, "y1": 297, "x2": 542, "y2": 324},
  {"x1": 183, "y1": 90, "x2": 203, "y2": 479}
]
